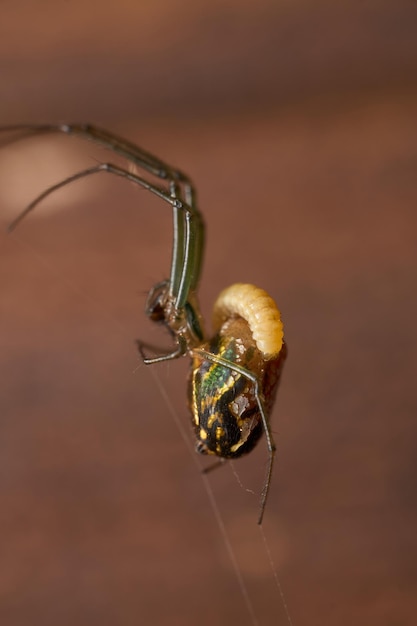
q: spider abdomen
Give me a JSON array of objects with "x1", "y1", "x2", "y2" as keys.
[{"x1": 189, "y1": 286, "x2": 286, "y2": 459}]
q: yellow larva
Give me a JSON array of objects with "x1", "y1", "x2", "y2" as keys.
[{"x1": 212, "y1": 283, "x2": 284, "y2": 359}]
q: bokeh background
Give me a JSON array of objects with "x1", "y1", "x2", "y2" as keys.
[{"x1": 1, "y1": 1, "x2": 416, "y2": 625}]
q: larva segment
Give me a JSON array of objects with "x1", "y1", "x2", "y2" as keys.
[{"x1": 212, "y1": 283, "x2": 284, "y2": 359}]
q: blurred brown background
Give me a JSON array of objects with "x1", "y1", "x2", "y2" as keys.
[{"x1": 0, "y1": 1, "x2": 416, "y2": 625}]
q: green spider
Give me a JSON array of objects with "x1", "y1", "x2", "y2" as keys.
[{"x1": 1, "y1": 124, "x2": 287, "y2": 523}]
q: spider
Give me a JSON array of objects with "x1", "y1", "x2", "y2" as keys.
[{"x1": 1, "y1": 124, "x2": 287, "y2": 524}]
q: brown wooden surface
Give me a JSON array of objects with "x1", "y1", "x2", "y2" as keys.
[{"x1": 1, "y1": 2, "x2": 416, "y2": 625}]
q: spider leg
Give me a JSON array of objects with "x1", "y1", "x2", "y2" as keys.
[
  {"x1": 7, "y1": 160, "x2": 204, "y2": 357},
  {"x1": 0, "y1": 126, "x2": 199, "y2": 246},
  {"x1": 2, "y1": 125, "x2": 204, "y2": 312},
  {"x1": 192, "y1": 348, "x2": 276, "y2": 525},
  {"x1": 0, "y1": 124, "x2": 193, "y2": 190},
  {"x1": 202, "y1": 458, "x2": 226, "y2": 474},
  {"x1": 2, "y1": 125, "x2": 206, "y2": 358},
  {"x1": 136, "y1": 335, "x2": 188, "y2": 364},
  {"x1": 7, "y1": 162, "x2": 182, "y2": 232}
]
